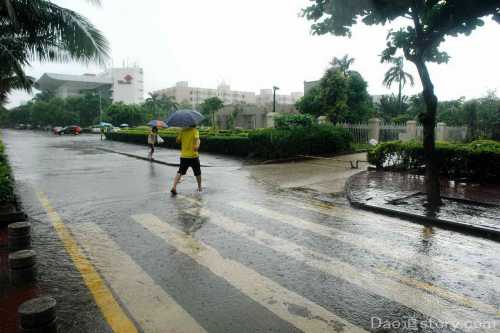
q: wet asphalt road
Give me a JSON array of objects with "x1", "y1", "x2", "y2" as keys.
[{"x1": 2, "y1": 130, "x2": 500, "y2": 333}]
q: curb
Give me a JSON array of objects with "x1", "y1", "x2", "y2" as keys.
[
  {"x1": 345, "y1": 172, "x2": 500, "y2": 241},
  {"x1": 96, "y1": 148, "x2": 213, "y2": 167}
]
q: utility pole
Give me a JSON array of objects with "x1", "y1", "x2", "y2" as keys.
[
  {"x1": 273, "y1": 86, "x2": 279, "y2": 113},
  {"x1": 98, "y1": 91, "x2": 103, "y2": 123}
]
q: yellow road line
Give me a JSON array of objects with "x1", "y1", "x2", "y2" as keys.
[
  {"x1": 132, "y1": 213, "x2": 368, "y2": 333},
  {"x1": 71, "y1": 223, "x2": 207, "y2": 333},
  {"x1": 182, "y1": 204, "x2": 499, "y2": 329},
  {"x1": 37, "y1": 192, "x2": 139, "y2": 333},
  {"x1": 231, "y1": 201, "x2": 500, "y2": 292}
]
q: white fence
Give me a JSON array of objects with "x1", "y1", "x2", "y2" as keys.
[{"x1": 335, "y1": 119, "x2": 469, "y2": 144}]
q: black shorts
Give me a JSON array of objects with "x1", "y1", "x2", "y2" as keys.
[{"x1": 178, "y1": 157, "x2": 201, "y2": 176}]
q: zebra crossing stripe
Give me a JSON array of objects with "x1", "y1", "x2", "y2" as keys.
[
  {"x1": 182, "y1": 205, "x2": 498, "y2": 330},
  {"x1": 37, "y1": 192, "x2": 139, "y2": 333},
  {"x1": 231, "y1": 201, "x2": 500, "y2": 293},
  {"x1": 132, "y1": 213, "x2": 368, "y2": 333},
  {"x1": 70, "y1": 223, "x2": 208, "y2": 333}
]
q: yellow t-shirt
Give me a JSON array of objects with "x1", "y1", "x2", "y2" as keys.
[{"x1": 178, "y1": 128, "x2": 200, "y2": 158}]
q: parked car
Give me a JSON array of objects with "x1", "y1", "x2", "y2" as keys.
[
  {"x1": 54, "y1": 126, "x2": 81, "y2": 135},
  {"x1": 52, "y1": 126, "x2": 63, "y2": 134}
]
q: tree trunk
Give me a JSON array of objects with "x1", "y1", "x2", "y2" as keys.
[
  {"x1": 398, "y1": 78, "x2": 402, "y2": 115},
  {"x1": 413, "y1": 58, "x2": 441, "y2": 207}
]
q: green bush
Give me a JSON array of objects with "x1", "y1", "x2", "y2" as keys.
[
  {"x1": 248, "y1": 125, "x2": 352, "y2": 159},
  {"x1": 367, "y1": 140, "x2": 500, "y2": 182},
  {"x1": 0, "y1": 141, "x2": 15, "y2": 203},
  {"x1": 106, "y1": 131, "x2": 252, "y2": 156},
  {"x1": 275, "y1": 114, "x2": 314, "y2": 129},
  {"x1": 107, "y1": 125, "x2": 352, "y2": 159}
]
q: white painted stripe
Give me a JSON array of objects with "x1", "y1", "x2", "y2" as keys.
[
  {"x1": 70, "y1": 223, "x2": 207, "y2": 333},
  {"x1": 231, "y1": 201, "x2": 500, "y2": 291},
  {"x1": 182, "y1": 206, "x2": 497, "y2": 332},
  {"x1": 132, "y1": 214, "x2": 368, "y2": 333}
]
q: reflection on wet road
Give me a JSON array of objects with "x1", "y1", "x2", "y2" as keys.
[{"x1": 3, "y1": 130, "x2": 500, "y2": 333}]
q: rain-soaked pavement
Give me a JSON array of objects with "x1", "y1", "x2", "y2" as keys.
[{"x1": 1, "y1": 130, "x2": 500, "y2": 333}]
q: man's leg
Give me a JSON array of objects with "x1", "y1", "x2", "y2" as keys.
[
  {"x1": 195, "y1": 175, "x2": 202, "y2": 192},
  {"x1": 171, "y1": 159, "x2": 188, "y2": 195},
  {"x1": 170, "y1": 173, "x2": 182, "y2": 195},
  {"x1": 193, "y1": 158, "x2": 202, "y2": 192}
]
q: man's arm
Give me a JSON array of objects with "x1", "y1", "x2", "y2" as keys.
[{"x1": 194, "y1": 138, "x2": 201, "y2": 152}]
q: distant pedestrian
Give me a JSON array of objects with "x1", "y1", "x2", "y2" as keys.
[
  {"x1": 100, "y1": 127, "x2": 105, "y2": 140},
  {"x1": 148, "y1": 127, "x2": 158, "y2": 160},
  {"x1": 170, "y1": 126, "x2": 202, "y2": 195}
]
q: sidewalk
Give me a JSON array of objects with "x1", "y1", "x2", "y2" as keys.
[
  {"x1": 244, "y1": 153, "x2": 368, "y2": 194},
  {"x1": 346, "y1": 171, "x2": 500, "y2": 239}
]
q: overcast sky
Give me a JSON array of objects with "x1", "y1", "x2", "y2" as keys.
[{"x1": 7, "y1": 0, "x2": 500, "y2": 107}]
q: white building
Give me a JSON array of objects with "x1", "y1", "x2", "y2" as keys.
[
  {"x1": 35, "y1": 67, "x2": 144, "y2": 104},
  {"x1": 156, "y1": 81, "x2": 303, "y2": 107},
  {"x1": 155, "y1": 81, "x2": 256, "y2": 106}
]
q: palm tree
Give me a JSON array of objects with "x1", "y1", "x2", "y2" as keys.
[
  {"x1": 383, "y1": 57, "x2": 415, "y2": 114},
  {"x1": 144, "y1": 92, "x2": 178, "y2": 119},
  {"x1": 330, "y1": 54, "x2": 355, "y2": 75},
  {"x1": 0, "y1": 0, "x2": 109, "y2": 104}
]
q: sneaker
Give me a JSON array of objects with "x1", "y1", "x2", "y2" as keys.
[{"x1": 170, "y1": 189, "x2": 177, "y2": 196}]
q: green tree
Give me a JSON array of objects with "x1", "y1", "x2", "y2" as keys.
[
  {"x1": 346, "y1": 71, "x2": 374, "y2": 122},
  {"x1": 302, "y1": 0, "x2": 500, "y2": 206},
  {"x1": 378, "y1": 94, "x2": 411, "y2": 122},
  {"x1": 0, "y1": 0, "x2": 109, "y2": 105},
  {"x1": 295, "y1": 86, "x2": 323, "y2": 118},
  {"x1": 330, "y1": 54, "x2": 355, "y2": 75},
  {"x1": 296, "y1": 67, "x2": 373, "y2": 123},
  {"x1": 104, "y1": 103, "x2": 145, "y2": 127},
  {"x1": 383, "y1": 57, "x2": 415, "y2": 114},
  {"x1": 143, "y1": 92, "x2": 178, "y2": 120},
  {"x1": 200, "y1": 97, "x2": 224, "y2": 128}
]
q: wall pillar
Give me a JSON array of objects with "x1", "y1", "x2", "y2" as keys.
[
  {"x1": 405, "y1": 120, "x2": 417, "y2": 141},
  {"x1": 436, "y1": 122, "x2": 447, "y2": 142},
  {"x1": 266, "y1": 112, "x2": 281, "y2": 128},
  {"x1": 368, "y1": 118, "x2": 381, "y2": 143},
  {"x1": 317, "y1": 116, "x2": 330, "y2": 125}
]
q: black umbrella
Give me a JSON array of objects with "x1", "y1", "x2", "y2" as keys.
[{"x1": 165, "y1": 109, "x2": 204, "y2": 128}]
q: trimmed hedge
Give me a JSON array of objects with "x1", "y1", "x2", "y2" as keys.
[
  {"x1": 105, "y1": 131, "x2": 251, "y2": 156},
  {"x1": 368, "y1": 140, "x2": 500, "y2": 182},
  {"x1": 248, "y1": 125, "x2": 352, "y2": 159},
  {"x1": 0, "y1": 140, "x2": 15, "y2": 203},
  {"x1": 106, "y1": 125, "x2": 352, "y2": 159}
]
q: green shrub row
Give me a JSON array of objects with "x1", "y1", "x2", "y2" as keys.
[
  {"x1": 367, "y1": 140, "x2": 500, "y2": 182},
  {"x1": 0, "y1": 139, "x2": 15, "y2": 203},
  {"x1": 248, "y1": 125, "x2": 352, "y2": 159},
  {"x1": 106, "y1": 125, "x2": 352, "y2": 159},
  {"x1": 105, "y1": 132, "x2": 252, "y2": 156}
]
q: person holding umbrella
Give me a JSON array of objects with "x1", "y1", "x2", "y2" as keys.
[
  {"x1": 147, "y1": 126, "x2": 158, "y2": 160},
  {"x1": 147, "y1": 120, "x2": 166, "y2": 160},
  {"x1": 167, "y1": 110, "x2": 205, "y2": 195}
]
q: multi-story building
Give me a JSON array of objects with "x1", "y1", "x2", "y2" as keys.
[
  {"x1": 155, "y1": 81, "x2": 256, "y2": 106},
  {"x1": 255, "y1": 89, "x2": 303, "y2": 105},
  {"x1": 156, "y1": 82, "x2": 303, "y2": 107},
  {"x1": 35, "y1": 67, "x2": 144, "y2": 104}
]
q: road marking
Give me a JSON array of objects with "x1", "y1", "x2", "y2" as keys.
[
  {"x1": 279, "y1": 197, "x2": 500, "y2": 261},
  {"x1": 231, "y1": 201, "x2": 500, "y2": 292},
  {"x1": 71, "y1": 223, "x2": 208, "y2": 333},
  {"x1": 181, "y1": 205, "x2": 498, "y2": 330},
  {"x1": 36, "y1": 192, "x2": 139, "y2": 333},
  {"x1": 132, "y1": 213, "x2": 368, "y2": 333}
]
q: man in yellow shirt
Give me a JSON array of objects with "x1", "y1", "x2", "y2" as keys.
[{"x1": 170, "y1": 126, "x2": 202, "y2": 195}]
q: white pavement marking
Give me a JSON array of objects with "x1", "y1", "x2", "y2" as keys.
[
  {"x1": 231, "y1": 201, "x2": 500, "y2": 293},
  {"x1": 70, "y1": 223, "x2": 208, "y2": 333},
  {"x1": 132, "y1": 213, "x2": 368, "y2": 333},
  {"x1": 182, "y1": 205, "x2": 498, "y2": 332}
]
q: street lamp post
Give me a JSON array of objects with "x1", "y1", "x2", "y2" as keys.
[{"x1": 273, "y1": 86, "x2": 279, "y2": 113}]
